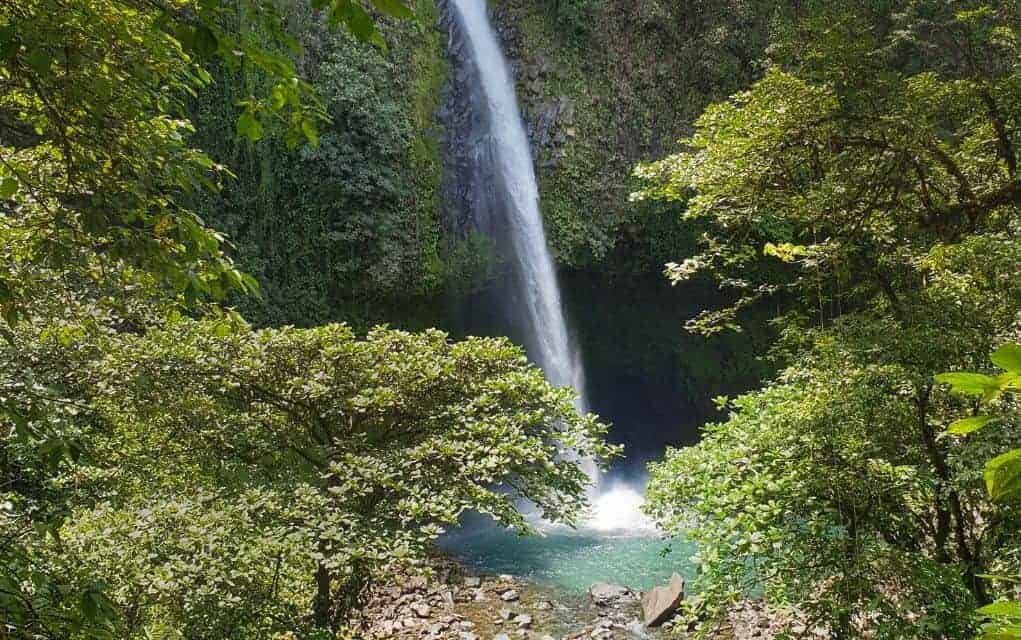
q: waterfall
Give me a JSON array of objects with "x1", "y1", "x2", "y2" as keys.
[{"x1": 443, "y1": 0, "x2": 598, "y2": 484}]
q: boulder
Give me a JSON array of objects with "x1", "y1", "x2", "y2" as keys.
[
  {"x1": 588, "y1": 582, "x2": 634, "y2": 606},
  {"x1": 640, "y1": 573, "x2": 685, "y2": 627}
]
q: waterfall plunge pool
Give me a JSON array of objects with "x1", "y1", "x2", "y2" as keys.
[
  {"x1": 439, "y1": 482, "x2": 697, "y2": 594},
  {"x1": 438, "y1": 526, "x2": 697, "y2": 595}
]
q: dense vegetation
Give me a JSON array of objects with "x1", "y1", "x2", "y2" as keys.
[
  {"x1": 3, "y1": 0, "x2": 1020, "y2": 639},
  {"x1": 0, "y1": 1, "x2": 614, "y2": 637},
  {"x1": 639, "y1": 1, "x2": 1021, "y2": 637}
]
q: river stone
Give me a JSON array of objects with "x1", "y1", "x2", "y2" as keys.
[
  {"x1": 515, "y1": 613, "x2": 533, "y2": 628},
  {"x1": 500, "y1": 589, "x2": 519, "y2": 602},
  {"x1": 588, "y1": 582, "x2": 633, "y2": 606},
  {"x1": 641, "y1": 572, "x2": 685, "y2": 627}
]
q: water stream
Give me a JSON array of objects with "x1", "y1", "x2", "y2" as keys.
[
  {"x1": 446, "y1": 0, "x2": 593, "y2": 455},
  {"x1": 440, "y1": 0, "x2": 658, "y2": 547}
]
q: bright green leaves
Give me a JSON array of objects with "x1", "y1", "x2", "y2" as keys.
[
  {"x1": 371, "y1": 0, "x2": 414, "y2": 20},
  {"x1": 30, "y1": 319, "x2": 613, "y2": 631},
  {"x1": 991, "y1": 344, "x2": 1021, "y2": 374},
  {"x1": 948, "y1": 415, "x2": 998, "y2": 435},
  {"x1": 978, "y1": 600, "x2": 1021, "y2": 640},
  {"x1": 986, "y1": 449, "x2": 1021, "y2": 503},
  {"x1": 763, "y1": 242, "x2": 809, "y2": 263},
  {"x1": 939, "y1": 344, "x2": 1021, "y2": 505},
  {"x1": 934, "y1": 372, "x2": 1007, "y2": 399},
  {"x1": 0, "y1": 175, "x2": 17, "y2": 199},
  {"x1": 937, "y1": 343, "x2": 1021, "y2": 408},
  {"x1": 309, "y1": 0, "x2": 415, "y2": 50},
  {"x1": 235, "y1": 108, "x2": 264, "y2": 142}
]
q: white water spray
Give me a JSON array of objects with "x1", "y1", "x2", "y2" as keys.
[{"x1": 449, "y1": 0, "x2": 655, "y2": 532}]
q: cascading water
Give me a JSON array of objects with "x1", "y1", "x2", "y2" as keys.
[
  {"x1": 445, "y1": 0, "x2": 595, "y2": 477},
  {"x1": 441, "y1": 0, "x2": 653, "y2": 532}
]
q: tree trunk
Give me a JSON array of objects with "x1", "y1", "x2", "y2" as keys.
[
  {"x1": 915, "y1": 384, "x2": 989, "y2": 604},
  {"x1": 312, "y1": 547, "x2": 333, "y2": 629}
]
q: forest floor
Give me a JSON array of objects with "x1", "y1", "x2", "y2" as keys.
[{"x1": 348, "y1": 559, "x2": 815, "y2": 640}]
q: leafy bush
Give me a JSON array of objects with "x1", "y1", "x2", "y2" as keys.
[{"x1": 5, "y1": 318, "x2": 613, "y2": 638}]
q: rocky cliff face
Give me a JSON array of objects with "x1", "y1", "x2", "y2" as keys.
[{"x1": 438, "y1": 0, "x2": 777, "y2": 271}]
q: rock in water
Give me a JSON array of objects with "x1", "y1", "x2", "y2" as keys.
[
  {"x1": 641, "y1": 573, "x2": 685, "y2": 627},
  {"x1": 588, "y1": 582, "x2": 634, "y2": 606}
]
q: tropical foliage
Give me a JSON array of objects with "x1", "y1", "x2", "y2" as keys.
[
  {"x1": 0, "y1": 0, "x2": 616, "y2": 638},
  {"x1": 640, "y1": 1, "x2": 1021, "y2": 637},
  {"x1": 4, "y1": 317, "x2": 611, "y2": 638},
  {"x1": 939, "y1": 345, "x2": 1021, "y2": 639}
]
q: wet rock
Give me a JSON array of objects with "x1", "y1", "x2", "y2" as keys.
[
  {"x1": 640, "y1": 572, "x2": 685, "y2": 627},
  {"x1": 624, "y1": 620, "x2": 647, "y2": 637},
  {"x1": 515, "y1": 613, "x2": 533, "y2": 628},
  {"x1": 428, "y1": 622, "x2": 447, "y2": 635},
  {"x1": 500, "y1": 589, "x2": 519, "y2": 602},
  {"x1": 588, "y1": 582, "x2": 634, "y2": 606},
  {"x1": 499, "y1": 608, "x2": 515, "y2": 621}
]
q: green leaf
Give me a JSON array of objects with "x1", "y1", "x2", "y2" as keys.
[
  {"x1": 342, "y1": 3, "x2": 384, "y2": 48},
  {"x1": 371, "y1": 0, "x2": 414, "y2": 19},
  {"x1": 0, "y1": 177, "x2": 17, "y2": 199},
  {"x1": 948, "y1": 415, "x2": 997, "y2": 435},
  {"x1": 986, "y1": 448, "x2": 1021, "y2": 503},
  {"x1": 236, "y1": 110, "x2": 263, "y2": 142},
  {"x1": 934, "y1": 372, "x2": 1000, "y2": 397},
  {"x1": 300, "y1": 118, "x2": 318, "y2": 147},
  {"x1": 980, "y1": 601, "x2": 1021, "y2": 618},
  {"x1": 992, "y1": 344, "x2": 1021, "y2": 374}
]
